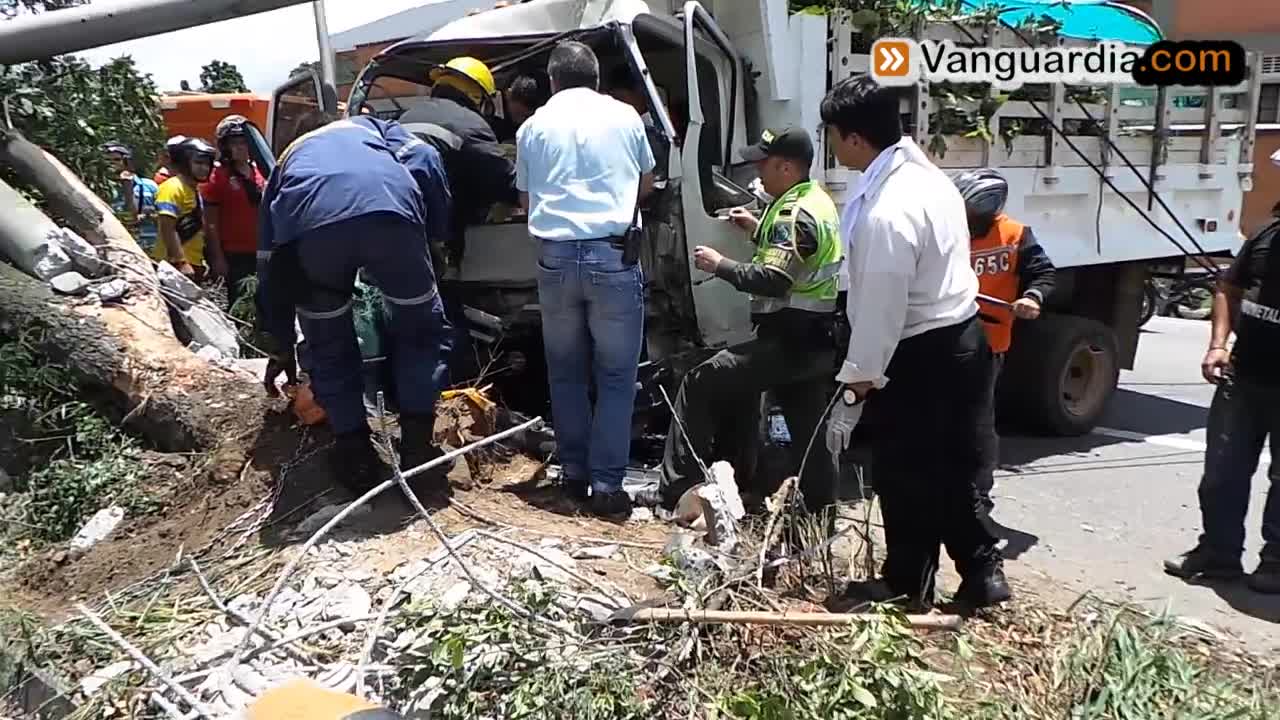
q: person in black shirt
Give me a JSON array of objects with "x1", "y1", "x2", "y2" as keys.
[{"x1": 1165, "y1": 219, "x2": 1280, "y2": 594}]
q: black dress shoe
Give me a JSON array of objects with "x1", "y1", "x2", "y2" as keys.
[
  {"x1": 1163, "y1": 546, "x2": 1244, "y2": 581},
  {"x1": 956, "y1": 565, "x2": 1013, "y2": 608}
]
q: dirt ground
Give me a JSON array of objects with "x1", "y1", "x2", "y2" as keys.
[{"x1": 1, "y1": 399, "x2": 674, "y2": 620}]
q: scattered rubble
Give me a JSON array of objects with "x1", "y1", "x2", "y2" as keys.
[
  {"x1": 56, "y1": 227, "x2": 106, "y2": 277},
  {"x1": 572, "y1": 543, "x2": 621, "y2": 560},
  {"x1": 156, "y1": 261, "x2": 202, "y2": 309},
  {"x1": 49, "y1": 270, "x2": 90, "y2": 295},
  {"x1": 180, "y1": 302, "x2": 240, "y2": 359},
  {"x1": 94, "y1": 277, "x2": 130, "y2": 303}
]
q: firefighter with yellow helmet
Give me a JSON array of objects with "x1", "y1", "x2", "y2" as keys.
[{"x1": 399, "y1": 56, "x2": 517, "y2": 268}]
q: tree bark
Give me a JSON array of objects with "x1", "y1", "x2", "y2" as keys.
[
  {"x1": 0, "y1": 127, "x2": 169, "y2": 331},
  {"x1": 0, "y1": 263, "x2": 268, "y2": 453}
]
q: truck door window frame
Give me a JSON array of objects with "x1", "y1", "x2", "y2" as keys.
[{"x1": 267, "y1": 69, "x2": 339, "y2": 157}]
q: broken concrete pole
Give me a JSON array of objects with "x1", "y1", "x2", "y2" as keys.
[
  {"x1": 49, "y1": 271, "x2": 91, "y2": 296},
  {"x1": 156, "y1": 261, "x2": 203, "y2": 309},
  {"x1": 55, "y1": 227, "x2": 106, "y2": 277},
  {"x1": 180, "y1": 302, "x2": 240, "y2": 359},
  {"x1": 69, "y1": 505, "x2": 125, "y2": 553},
  {"x1": 0, "y1": 177, "x2": 65, "y2": 279}
]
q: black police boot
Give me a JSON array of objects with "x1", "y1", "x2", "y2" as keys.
[
  {"x1": 333, "y1": 429, "x2": 391, "y2": 495},
  {"x1": 1247, "y1": 559, "x2": 1280, "y2": 594},
  {"x1": 589, "y1": 489, "x2": 633, "y2": 520},
  {"x1": 956, "y1": 563, "x2": 1013, "y2": 609},
  {"x1": 399, "y1": 413, "x2": 454, "y2": 491},
  {"x1": 1163, "y1": 546, "x2": 1244, "y2": 581}
]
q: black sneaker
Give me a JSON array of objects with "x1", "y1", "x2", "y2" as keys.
[
  {"x1": 1163, "y1": 547, "x2": 1244, "y2": 581},
  {"x1": 589, "y1": 489, "x2": 632, "y2": 519},
  {"x1": 1247, "y1": 559, "x2": 1280, "y2": 594},
  {"x1": 956, "y1": 565, "x2": 1013, "y2": 608}
]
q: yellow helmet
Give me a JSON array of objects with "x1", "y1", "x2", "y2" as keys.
[{"x1": 430, "y1": 56, "x2": 496, "y2": 107}]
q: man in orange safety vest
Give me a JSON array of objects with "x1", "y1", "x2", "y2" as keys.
[{"x1": 954, "y1": 169, "x2": 1057, "y2": 517}]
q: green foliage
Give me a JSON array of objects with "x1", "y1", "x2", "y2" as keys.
[
  {"x1": 290, "y1": 61, "x2": 321, "y2": 79},
  {"x1": 1054, "y1": 613, "x2": 1275, "y2": 720},
  {"x1": 199, "y1": 59, "x2": 249, "y2": 94},
  {"x1": 713, "y1": 613, "x2": 953, "y2": 720},
  {"x1": 0, "y1": 54, "x2": 165, "y2": 203},
  {"x1": 0, "y1": 332, "x2": 154, "y2": 543},
  {"x1": 389, "y1": 583, "x2": 654, "y2": 720}
]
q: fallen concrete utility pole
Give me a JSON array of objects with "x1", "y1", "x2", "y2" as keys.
[
  {"x1": 622, "y1": 608, "x2": 964, "y2": 632},
  {"x1": 0, "y1": 0, "x2": 317, "y2": 65}
]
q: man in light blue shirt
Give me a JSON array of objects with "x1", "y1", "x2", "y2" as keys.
[{"x1": 517, "y1": 40, "x2": 655, "y2": 518}]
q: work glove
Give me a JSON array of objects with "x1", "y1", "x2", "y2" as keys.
[
  {"x1": 263, "y1": 347, "x2": 298, "y2": 397},
  {"x1": 825, "y1": 398, "x2": 864, "y2": 457}
]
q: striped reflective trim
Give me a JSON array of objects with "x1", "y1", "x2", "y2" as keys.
[
  {"x1": 400, "y1": 122, "x2": 463, "y2": 152},
  {"x1": 297, "y1": 299, "x2": 354, "y2": 320},
  {"x1": 256, "y1": 250, "x2": 273, "y2": 260},
  {"x1": 808, "y1": 260, "x2": 843, "y2": 284},
  {"x1": 155, "y1": 202, "x2": 180, "y2": 214},
  {"x1": 751, "y1": 295, "x2": 837, "y2": 314},
  {"x1": 383, "y1": 285, "x2": 439, "y2": 307}
]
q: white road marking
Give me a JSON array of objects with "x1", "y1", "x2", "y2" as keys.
[{"x1": 1092, "y1": 427, "x2": 1271, "y2": 467}]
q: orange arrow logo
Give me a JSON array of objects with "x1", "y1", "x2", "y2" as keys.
[{"x1": 873, "y1": 40, "x2": 911, "y2": 77}]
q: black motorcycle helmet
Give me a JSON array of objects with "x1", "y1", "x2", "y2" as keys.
[{"x1": 171, "y1": 137, "x2": 216, "y2": 180}]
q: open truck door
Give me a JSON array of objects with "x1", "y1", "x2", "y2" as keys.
[
  {"x1": 678, "y1": 1, "x2": 751, "y2": 348},
  {"x1": 266, "y1": 69, "x2": 340, "y2": 158}
]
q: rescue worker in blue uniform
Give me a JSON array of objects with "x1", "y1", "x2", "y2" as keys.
[{"x1": 257, "y1": 116, "x2": 455, "y2": 492}]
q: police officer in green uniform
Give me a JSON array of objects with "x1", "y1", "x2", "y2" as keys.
[{"x1": 657, "y1": 127, "x2": 843, "y2": 512}]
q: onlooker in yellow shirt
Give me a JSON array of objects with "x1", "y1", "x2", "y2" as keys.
[{"x1": 152, "y1": 137, "x2": 221, "y2": 277}]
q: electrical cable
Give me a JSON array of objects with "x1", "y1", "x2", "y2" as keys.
[{"x1": 945, "y1": 19, "x2": 1228, "y2": 275}]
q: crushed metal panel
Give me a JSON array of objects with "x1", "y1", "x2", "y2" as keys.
[{"x1": 427, "y1": 0, "x2": 654, "y2": 41}]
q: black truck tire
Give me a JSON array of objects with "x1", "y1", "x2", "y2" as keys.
[{"x1": 1000, "y1": 314, "x2": 1120, "y2": 436}]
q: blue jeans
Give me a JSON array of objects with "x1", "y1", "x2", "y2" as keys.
[
  {"x1": 295, "y1": 212, "x2": 452, "y2": 436},
  {"x1": 537, "y1": 240, "x2": 644, "y2": 493},
  {"x1": 1197, "y1": 373, "x2": 1280, "y2": 562}
]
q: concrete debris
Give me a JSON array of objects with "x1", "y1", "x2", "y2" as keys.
[
  {"x1": 629, "y1": 506, "x2": 654, "y2": 522},
  {"x1": 93, "y1": 277, "x2": 129, "y2": 303},
  {"x1": 49, "y1": 271, "x2": 91, "y2": 296},
  {"x1": 572, "y1": 544, "x2": 621, "y2": 560},
  {"x1": 672, "y1": 462, "x2": 743, "y2": 550},
  {"x1": 512, "y1": 546, "x2": 578, "y2": 584},
  {"x1": 194, "y1": 344, "x2": 225, "y2": 364},
  {"x1": 78, "y1": 660, "x2": 136, "y2": 697},
  {"x1": 439, "y1": 580, "x2": 472, "y2": 612},
  {"x1": 31, "y1": 239, "x2": 73, "y2": 281},
  {"x1": 69, "y1": 505, "x2": 124, "y2": 553},
  {"x1": 321, "y1": 584, "x2": 372, "y2": 627},
  {"x1": 55, "y1": 228, "x2": 106, "y2": 277},
  {"x1": 156, "y1": 261, "x2": 203, "y2": 308},
  {"x1": 180, "y1": 302, "x2": 240, "y2": 359}
]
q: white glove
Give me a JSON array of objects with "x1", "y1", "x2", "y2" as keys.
[{"x1": 825, "y1": 399, "x2": 864, "y2": 456}]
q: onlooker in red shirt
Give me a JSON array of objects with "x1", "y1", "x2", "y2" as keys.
[{"x1": 201, "y1": 116, "x2": 265, "y2": 310}]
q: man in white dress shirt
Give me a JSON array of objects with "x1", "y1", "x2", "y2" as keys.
[{"x1": 821, "y1": 76, "x2": 1008, "y2": 610}]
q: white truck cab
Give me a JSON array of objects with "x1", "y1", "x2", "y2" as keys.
[{"x1": 266, "y1": 0, "x2": 1263, "y2": 436}]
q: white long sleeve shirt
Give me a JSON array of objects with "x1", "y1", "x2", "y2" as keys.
[{"x1": 836, "y1": 138, "x2": 979, "y2": 387}]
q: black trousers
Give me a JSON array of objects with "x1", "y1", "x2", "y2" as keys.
[
  {"x1": 661, "y1": 333, "x2": 837, "y2": 512},
  {"x1": 867, "y1": 315, "x2": 1001, "y2": 604},
  {"x1": 974, "y1": 352, "x2": 1005, "y2": 514}
]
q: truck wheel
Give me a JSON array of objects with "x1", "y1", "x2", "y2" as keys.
[{"x1": 1001, "y1": 315, "x2": 1119, "y2": 436}]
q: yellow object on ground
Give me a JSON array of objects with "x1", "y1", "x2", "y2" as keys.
[
  {"x1": 244, "y1": 679, "x2": 389, "y2": 720},
  {"x1": 440, "y1": 384, "x2": 495, "y2": 412}
]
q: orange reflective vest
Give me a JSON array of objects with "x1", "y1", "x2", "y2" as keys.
[{"x1": 970, "y1": 214, "x2": 1025, "y2": 353}]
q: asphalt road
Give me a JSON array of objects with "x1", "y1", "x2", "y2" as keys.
[{"x1": 994, "y1": 316, "x2": 1278, "y2": 652}]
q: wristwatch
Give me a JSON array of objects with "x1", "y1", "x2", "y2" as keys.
[{"x1": 841, "y1": 387, "x2": 865, "y2": 406}]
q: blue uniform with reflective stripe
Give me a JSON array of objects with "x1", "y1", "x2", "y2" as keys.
[
  {"x1": 259, "y1": 116, "x2": 451, "y2": 255},
  {"x1": 256, "y1": 117, "x2": 454, "y2": 437}
]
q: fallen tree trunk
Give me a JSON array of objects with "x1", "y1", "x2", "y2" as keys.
[
  {"x1": 0, "y1": 127, "x2": 168, "y2": 330},
  {"x1": 0, "y1": 263, "x2": 268, "y2": 453}
]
